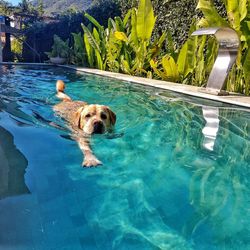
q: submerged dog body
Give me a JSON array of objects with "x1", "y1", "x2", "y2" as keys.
[{"x1": 53, "y1": 80, "x2": 116, "y2": 167}]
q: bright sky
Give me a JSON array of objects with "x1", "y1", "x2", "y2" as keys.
[{"x1": 6, "y1": 0, "x2": 21, "y2": 6}]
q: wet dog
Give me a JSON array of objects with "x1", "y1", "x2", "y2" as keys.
[{"x1": 53, "y1": 80, "x2": 116, "y2": 167}]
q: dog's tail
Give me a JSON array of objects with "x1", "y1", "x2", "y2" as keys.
[{"x1": 56, "y1": 80, "x2": 72, "y2": 101}]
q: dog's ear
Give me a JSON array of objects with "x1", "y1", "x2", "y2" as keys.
[
  {"x1": 104, "y1": 106, "x2": 116, "y2": 126},
  {"x1": 74, "y1": 107, "x2": 84, "y2": 129}
]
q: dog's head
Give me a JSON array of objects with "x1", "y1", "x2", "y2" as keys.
[{"x1": 74, "y1": 104, "x2": 116, "y2": 134}]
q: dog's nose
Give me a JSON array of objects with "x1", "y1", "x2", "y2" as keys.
[{"x1": 93, "y1": 121, "x2": 104, "y2": 134}]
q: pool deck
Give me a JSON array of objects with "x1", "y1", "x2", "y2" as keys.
[{"x1": 1, "y1": 62, "x2": 250, "y2": 109}]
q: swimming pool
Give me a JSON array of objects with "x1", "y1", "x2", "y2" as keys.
[{"x1": 0, "y1": 65, "x2": 249, "y2": 249}]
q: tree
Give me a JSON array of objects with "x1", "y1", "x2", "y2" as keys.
[
  {"x1": 0, "y1": 0, "x2": 12, "y2": 15},
  {"x1": 19, "y1": 0, "x2": 36, "y2": 14},
  {"x1": 19, "y1": 0, "x2": 29, "y2": 12},
  {"x1": 37, "y1": 0, "x2": 44, "y2": 16}
]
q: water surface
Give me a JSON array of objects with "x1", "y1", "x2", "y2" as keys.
[{"x1": 0, "y1": 66, "x2": 249, "y2": 250}]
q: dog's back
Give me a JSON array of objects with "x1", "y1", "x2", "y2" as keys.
[{"x1": 54, "y1": 80, "x2": 86, "y2": 126}]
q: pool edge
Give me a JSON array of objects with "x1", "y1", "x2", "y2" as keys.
[{"x1": 62, "y1": 65, "x2": 250, "y2": 109}]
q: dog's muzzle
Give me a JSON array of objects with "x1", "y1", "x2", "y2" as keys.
[{"x1": 93, "y1": 121, "x2": 104, "y2": 134}]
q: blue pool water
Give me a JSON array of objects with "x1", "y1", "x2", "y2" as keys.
[{"x1": 0, "y1": 66, "x2": 249, "y2": 250}]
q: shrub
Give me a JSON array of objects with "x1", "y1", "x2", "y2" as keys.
[{"x1": 45, "y1": 34, "x2": 71, "y2": 60}]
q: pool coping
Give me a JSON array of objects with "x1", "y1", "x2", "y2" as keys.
[{"x1": 1, "y1": 62, "x2": 250, "y2": 109}]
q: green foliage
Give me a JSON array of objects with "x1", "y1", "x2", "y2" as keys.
[
  {"x1": 80, "y1": 1, "x2": 166, "y2": 76},
  {"x1": 53, "y1": 0, "x2": 249, "y2": 95},
  {"x1": 195, "y1": 0, "x2": 250, "y2": 95},
  {"x1": 46, "y1": 35, "x2": 71, "y2": 61},
  {"x1": 136, "y1": 0, "x2": 156, "y2": 41},
  {"x1": 151, "y1": 0, "x2": 250, "y2": 94},
  {"x1": 0, "y1": 0, "x2": 12, "y2": 15},
  {"x1": 117, "y1": 0, "x2": 200, "y2": 47},
  {"x1": 81, "y1": 15, "x2": 105, "y2": 70},
  {"x1": 71, "y1": 32, "x2": 86, "y2": 65},
  {"x1": 150, "y1": 55, "x2": 179, "y2": 82},
  {"x1": 37, "y1": 0, "x2": 44, "y2": 16},
  {"x1": 11, "y1": 37, "x2": 24, "y2": 62},
  {"x1": 18, "y1": 0, "x2": 38, "y2": 15}
]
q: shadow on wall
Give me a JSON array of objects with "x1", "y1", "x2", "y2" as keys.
[{"x1": 0, "y1": 126, "x2": 30, "y2": 200}]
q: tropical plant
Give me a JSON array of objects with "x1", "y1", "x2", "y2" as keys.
[
  {"x1": 69, "y1": 0, "x2": 249, "y2": 95},
  {"x1": 193, "y1": 0, "x2": 250, "y2": 94},
  {"x1": 37, "y1": 0, "x2": 44, "y2": 16},
  {"x1": 0, "y1": 0, "x2": 12, "y2": 15},
  {"x1": 81, "y1": 0, "x2": 167, "y2": 76},
  {"x1": 71, "y1": 32, "x2": 86, "y2": 66},
  {"x1": 117, "y1": 0, "x2": 201, "y2": 47},
  {"x1": 11, "y1": 37, "x2": 24, "y2": 62},
  {"x1": 151, "y1": 0, "x2": 250, "y2": 95},
  {"x1": 79, "y1": 15, "x2": 106, "y2": 69},
  {"x1": 150, "y1": 23, "x2": 199, "y2": 83},
  {"x1": 116, "y1": 1, "x2": 167, "y2": 76},
  {"x1": 46, "y1": 35, "x2": 71, "y2": 61}
]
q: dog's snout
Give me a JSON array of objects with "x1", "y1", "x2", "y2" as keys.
[{"x1": 93, "y1": 121, "x2": 104, "y2": 134}]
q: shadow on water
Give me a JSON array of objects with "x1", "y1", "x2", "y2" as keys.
[{"x1": 0, "y1": 126, "x2": 29, "y2": 199}]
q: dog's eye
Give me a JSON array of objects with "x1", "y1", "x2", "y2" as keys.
[
  {"x1": 101, "y1": 113, "x2": 107, "y2": 120},
  {"x1": 85, "y1": 114, "x2": 91, "y2": 118}
]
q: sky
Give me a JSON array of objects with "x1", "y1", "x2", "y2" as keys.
[{"x1": 6, "y1": 0, "x2": 21, "y2": 6}]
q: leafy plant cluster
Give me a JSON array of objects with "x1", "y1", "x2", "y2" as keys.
[
  {"x1": 45, "y1": 34, "x2": 70, "y2": 60},
  {"x1": 116, "y1": 0, "x2": 228, "y2": 47},
  {"x1": 0, "y1": 0, "x2": 43, "y2": 17},
  {"x1": 78, "y1": 1, "x2": 167, "y2": 75},
  {"x1": 64, "y1": 0, "x2": 249, "y2": 94},
  {"x1": 116, "y1": 0, "x2": 199, "y2": 47},
  {"x1": 193, "y1": 0, "x2": 250, "y2": 94},
  {"x1": 11, "y1": 36, "x2": 24, "y2": 62},
  {"x1": 22, "y1": 0, "x2": 120, "y2": 62}
]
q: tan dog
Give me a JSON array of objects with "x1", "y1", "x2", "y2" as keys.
[{"x1": 53, "y1": 80, "x2": 116, "y2": 167}]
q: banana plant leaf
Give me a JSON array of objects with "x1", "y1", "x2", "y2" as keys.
[
  {"x1": 197, "y1": 0, "x2": 228, "y2": 27},
  {"x1": 81, "y1": 23, "x2": 101, "y2": 53},
  {"x1": 136, "y1": 0, "x2": 156, "y2": 41}
]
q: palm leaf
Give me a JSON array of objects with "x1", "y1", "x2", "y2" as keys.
[
  {"x1": 206, "y1": 37, "x2": 218, "y2": 74},
  {"x1": 194, "y1": 36, "x2": 206, "y2": 85},
  {"x1": 177, "y1": 42, "x2": 188, "y2": 77}
]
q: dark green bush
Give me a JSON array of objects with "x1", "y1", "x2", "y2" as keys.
[
  {"x1": 116, "y1": 0, "x2": 227, "y2": 48},
  {"x1": 22, "y1": 0, "x2": 121, "y2": 62},
  {"x1": 116, "y1": 0, "x2": 198, "y2": 47}
]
